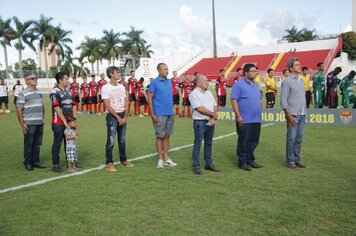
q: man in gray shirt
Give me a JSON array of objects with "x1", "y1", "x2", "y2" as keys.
[
  {"x1": 281, "y1": 58, "x2": 307, "y2": 169},
  {"x1": 16, "y1": 73, "x2": 46, "y2": 171}
]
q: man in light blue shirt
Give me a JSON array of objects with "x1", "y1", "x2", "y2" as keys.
[
  {"x1": 231, "y1": 63, "x2": 263, "y2": 171},
  {"x1": 148, "y1": 63, "x2": 177, "y2": 169}
]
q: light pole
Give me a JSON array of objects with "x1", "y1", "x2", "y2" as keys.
[{"x1": 212, "y1": 0, "x2": 217, "y2": 58}]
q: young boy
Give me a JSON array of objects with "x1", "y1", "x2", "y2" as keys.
[{"x1": 64, "y1": 116, "x2": 79, "y2": 172}]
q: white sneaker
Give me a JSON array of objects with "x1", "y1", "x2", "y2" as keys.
[
  {"x1": 156, "y1": 160, "x2": 164, "y2": 169},
  {"x1": 5, "y1": 109, "x2": 10, "y2": 113},
  {"x1": 164, "y1": 158, "x2": 177, "y2": 167}
]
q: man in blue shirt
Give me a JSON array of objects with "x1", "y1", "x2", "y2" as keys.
[
  {"x1": 231, "y1": 63, "x2": 263, "y2": 171},
  {"x1": 148, "y1": 63, "x2": 177, "y2": 169}
]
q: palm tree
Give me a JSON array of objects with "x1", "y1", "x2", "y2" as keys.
[
  {"x1": 77, "y1": 37, "x2": 103, "y2": 74},
  {"x1": 0, "y1": 17, "x2": 16, "y2": 79},
  {"x1": 12, "y1": 17, "x2": 36, "y2": 77},
  {"x1": 300, "y1": 28, "x2": 318, "y2": 41},
  {"x1": 73, "y1": 57, "x2": 90, "y2": 77},
  {"x1": 141, "y1": 44, "x2": 154, "y2": 58},
  {"x1": 48, "y1": 24, "x2": 73, "y2": 71},
  {"x1": 283, "y1": 26, "x2": 302, "y2": 43},
  {"x1": 60, "y1": 48, "x2": 75, "y2": 76},
  {"x1": 122, "y1": 26, "x2": 148, "y2": 69},
  {"x1": 31, "y1": 14, "x2": 54, "y2": 78},
  {"x1": 101, "y1": 29, "x2": 121, "y2": 66}
]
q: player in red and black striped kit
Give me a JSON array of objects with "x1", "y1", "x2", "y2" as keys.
[
  {"x1": 215, "y1": 69, "x2": 227, "y2": 107},
  {"x1": 171, "y1": 71, "x2": 180, "y2": 117},
  {"x1": 128, "y1": 70, "x2": 138, "y2": 116},
  {"x1": 80, "y1": 77, "x2": 90, "y2": 113},
  {"x1": 136, "y1": 77, "x2": 148, "y2": 116},
  {"x1": 70, "y1": 76, "x2": 80, "y2": 111},
  {"x1": 181, "y1": 74, "x2": 193, "y2": 117},
  {"x1": 89, "y1": 75, "x2": 99, "y2": 114},
  {"x1": 97, "y1": 73, "x2": 108, "y2": 114}
]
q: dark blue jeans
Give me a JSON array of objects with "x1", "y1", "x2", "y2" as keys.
[
  {"x1": 23, "y1": 125, "x2": 44, "y2": 166},
  {"x1": 52, "y1": 124, "x2": 66, "y2": 166},
  {"x1": 236, "y1": 123, "x2": 261, "y2": 166},
  {"x1": 192, "y1": 120, "x2": 215, "y2": 169},
  {"x1": 286, "y1": 115, "x2": 306, "y2": 163},
  {"x1": 105, "y1": 112, "x2": 127, "y2": 164}
]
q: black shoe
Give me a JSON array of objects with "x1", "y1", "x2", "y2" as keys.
[
  {"x1": 250, "y1": 161, "x2": 263, "y2": 168},
  {"x1": 239, "y1": 163, "x2": 252, "y2": 171},
  {"x1": 193, "y1": 168, "x2": 202, "y2": 175},
  {"x1": 33, "y1": 163, "x2": 46, "y2": 169},
  {"x1": 205, "y1": 164, "x2": 220, "y2": 172},
  {"x1": 24, "y1": 164, "x2": 34, "y2": 171},
  {"x1": 52, "y1": 166, "x2": 62, "y2": 173}
]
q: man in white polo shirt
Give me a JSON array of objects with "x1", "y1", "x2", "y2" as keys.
[
  {"x1": 101, "y1": 66, "x2": 134, "y2": 172},
  {"x1": 189, "y1": 74, "x2": 219, "y2": 175}
]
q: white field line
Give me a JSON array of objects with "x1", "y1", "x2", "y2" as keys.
[{"x1": 0, "y1": 123, "x2": 275, "y2": 194}]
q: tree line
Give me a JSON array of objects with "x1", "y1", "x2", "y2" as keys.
[{"x1": 0, "y1": 14, "x2": 154, "y2": 79}]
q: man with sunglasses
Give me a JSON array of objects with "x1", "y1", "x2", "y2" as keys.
[{"x1": 16, "y1": 73, "x2": 46, "y2": 171}]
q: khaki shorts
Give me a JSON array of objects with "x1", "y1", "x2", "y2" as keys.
[{"x1": 154, "y1": 115, "x2": 174, "y2": 138}]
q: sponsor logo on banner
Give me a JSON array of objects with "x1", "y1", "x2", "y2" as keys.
[
  {"x1": 340, "y1": 111, "x2": 352, "y2": 125},
  {"x1": 143, "y1": 59, "x2": 149, "y2": 67}
]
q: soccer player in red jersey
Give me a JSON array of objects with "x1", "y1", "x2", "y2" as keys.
[
  {"x1": 127, "y1": 70, "x2": 138, "y2": 116},
  {"x1": 135, "y1": 77, "x2": 148, "y2": 117},
  {"x1": 97, "y1": 73, "x2": 108, "y2": 114},
  {"x1": 233, "y1": 68, "x2": 243, "y2": 83},
  {"x1": 70, "y1": 76, "x2": 80, "y2": 111},
  {"x1": 215, "y1": 69, "x2": 227, "y2": 107},
  {"x1": 181, "y1": 74, "x2": 193, "y2": 117},
  {"x1": 89, "y1": 74, "x2": 99, "y2": 114},
  {"x1": 171, "y1": 71, "x2": 180, "y2": 117},
  {"x1": 80, "y1": 77, "x2": 90, "y2": 113},
  {"x1": 118, "y1": 74, "x2": 128, "y2": 88}
]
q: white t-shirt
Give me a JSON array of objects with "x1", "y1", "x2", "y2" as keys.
[
  {"x1": 101, "y1": 83, "x2": 126, "y2": 113},
  {"x1": 13, "y1": 84, "x2": 24, "y2": 96},
  {"x1": 0, "y1": 84, "x2": 8, "y2": 97}
]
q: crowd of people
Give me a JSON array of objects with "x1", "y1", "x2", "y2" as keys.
[{"x1": 8, "y1": 57, "x2": 356, "y2": 174}]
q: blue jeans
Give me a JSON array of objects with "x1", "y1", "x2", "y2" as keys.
[
  {"x1": 105, "y1": 112, "x2": 127, "y2": 164},
  {"x1": 286, "y1": 115, "x2": 306, "y2": 163},
  {"x1": 24, "y1": 125, "x2": 44, "y2": 166},
  {"x1": 236, "y1": 123, "x2": 261, "y2": 166},
  {"x1": 192, "y1": 120, "x2": 215, "y2": 169},
  {"x1": 52, "y1": 124, "x2": 66, "y2": 166}
]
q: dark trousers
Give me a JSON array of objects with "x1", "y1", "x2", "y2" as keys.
[
  {"x1": 236, "y1": 123, "x2": 261, "y2": 166},
  {"x1": 24, "y1": 125, "x2": 44, "y2": 166},
  {"x1": 105, "y1": 112, "x2": 127, "y2": 164},
  {"x1": 192, "y1": 120, "x2": 215, "y2": 169},
  {"x1": 305, "y1": 91, "x2": 312, "y2": 108},
  {"x1": 52, "y1": 124, "x2": 66, "y2": 166}
]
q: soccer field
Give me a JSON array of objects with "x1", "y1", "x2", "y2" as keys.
[{"x1": 0, "y1": 92, "x2": 355, "y2": 235}]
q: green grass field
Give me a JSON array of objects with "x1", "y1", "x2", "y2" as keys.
[{"x1": 0, "y1": 89, "x2": 355, "y2": 235}]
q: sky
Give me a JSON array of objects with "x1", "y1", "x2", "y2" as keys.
[{"x1": 0, "y1": 0, "x2": 353, "y2": 67}]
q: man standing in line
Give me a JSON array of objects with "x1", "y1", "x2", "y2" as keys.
[
  {"x1": 16, "y1": 73, "x2": 46, "y2": 171},
  {"x1": 326, "y1": 67, "x2": 342, "y2": 108},
  {"x1": 281, "y1": 58, "x2": 307, "y2": 169},
  {"x1": 340, "y1": 70, "x2": 356, "y2": 108},
  {"x1": 215, "y1": 69, "x2": 227, "y2": 107},
  {"x1": 171, "y1": 70, "x2": 180, "y2": 117},
  {"x1": 101, "y1": 66, "x2": 134, "y2": 172},
  {"x1": 13, "y1": 79, "x2": 24, "y2": 105},
  {"x1": 0, "y1": 79, "x2": 10, "y2": 113},
  {"x1": 231, "y1": 64, "x2": 263, "y2": 171},
  {"x1": 70, "y1": 76, "x2": 80, "y2": 112},
  {"x1": 301, "y1": 67, "x2": 312, "y2": 108},
  {"x1": 147, "y1": 63, "x2": 177, "y2": 169},
  {"x1": 265, "y1": 68, "x2": 277, "y2": 108},
  {"x1": 97, "y1": 73, "x2": 108, "y2": 115},
  {"x1": 189, "y1": 74, "x2": 219, "y2": 175},
  {"x1": 51, "y1": 72, "x2": 77, "y2": 173},
  {"x1": 313, "y1": 62, "x2": 326, "y2": 108}
]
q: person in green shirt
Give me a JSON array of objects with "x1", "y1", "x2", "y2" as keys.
[
  {"x1": 340, "y1": 70, "x2": 356, "y2": 108},
  {"x1": 313, "y1": 62, "x2": 326, "y2": 108}
]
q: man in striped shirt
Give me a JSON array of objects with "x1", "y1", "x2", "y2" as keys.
[{"x1": 16, "y1": 73, "x2": 46, "y2": 171}]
